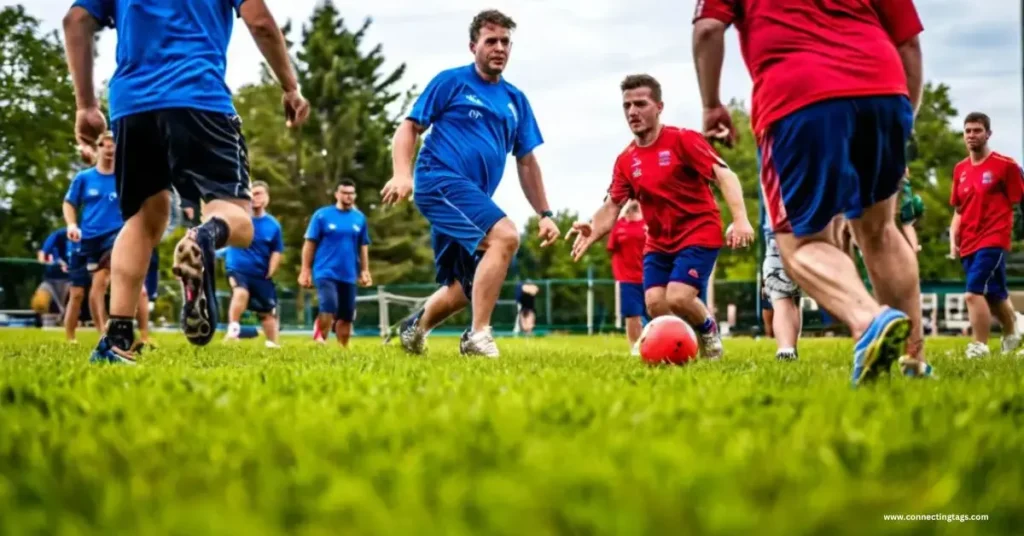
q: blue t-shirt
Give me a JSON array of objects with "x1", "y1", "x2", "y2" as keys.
[
  {"x1": 72, "y1": 0, "x2": 244, "y2": 121},
  {"x1": 408, "y1": 64, "x2": 543, "y2": 196},
  {"x1": 304, "y1": 206, "x2": 370, "y2": 284},
  {"x1": 40, "y1": 229, "x2": 70, "y2": 280},
  {"x1": 64, "y1": 167, "x2": 122, "y2": 239},
  {"x1": 225, "y1": 214, "x2": 284, "y2": 278}
]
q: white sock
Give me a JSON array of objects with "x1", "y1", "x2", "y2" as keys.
[{"x1": 227, "y1": 322, "x2": 240, "y2": 337}]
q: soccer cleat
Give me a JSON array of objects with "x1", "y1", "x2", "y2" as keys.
[
  {"x1": 460, "y1": 327, "x2": 499, "y2": 358},
  {"x1": 398, "y1": 311, "x2": 428, "y2": 355},
  {"x1": 851, "y1": 308, "x2": 911, "y2": 386},
  {"x1": 1000, "y1": 334, "x2": 1021, "y2": 354},
  {"x1": 89, "y1": 336, "x2": 137, "y2": 365},
  {"x1": 698, "y1": 319, "x2": 724, "y2": 360},
  {"x1": 776, "y1": 349, "x2": 798, "y2": 361},
  {"x1": 173, "y1": 226, "x2": 218, "y2": 346},
  {"x1": 898, "y1": 355, "x2": 934, "y2": 379},
  {"x1": 965, "y1": 341, "x2": 990, "y2": 359}
]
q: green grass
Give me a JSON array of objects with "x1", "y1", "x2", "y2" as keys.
[{"x1": 1, "y1": 329, "x2": 1022, "y2": 535}]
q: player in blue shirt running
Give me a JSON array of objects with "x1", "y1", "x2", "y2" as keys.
[
  {"x1": 64, "y1": 0, "x2": 309, "y2": 364},
  {"x1": 380, "y1": 10, "x2": 560, "y2": 358},
  {"x1": 224, "y1": 181, "x2": 285, "y2": 348},
  {"x1": 300, "y1": 180, "x2": 373, "y2": 347}
]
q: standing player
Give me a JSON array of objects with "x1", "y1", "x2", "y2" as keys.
[
  {"x1": 949, "y1": 112, "x2": 1024, "y2": 358},
  {"x1": 759, "y1": 185, "x2": 801, "y2": 361},
  {"x1": 64, "y1": 0, "x2": 308, "y2": 363},
  {"x1": 299, "y1": 180, "x2": 372, "y2": 347},
  {"x1": 380, "y1": 10, "x2": 560, "y2": 358},
  {"x1": 607, "y1": 200, "x2": 648, "y2": 354},
  {"x1": 692, "y1": 0, "x2": 933, "y2": 383},
  {"x1": 566, "y1": 74, "x2": 754, "y2": 360},
  {"x1": 224, "y1": 181, "x2": 284, "y2": 348},
  {"x1": 515, "y1": 280, "x2": 539, "y2": 336},
  {"x1": 34, "y1": 227, "x2": 73, "y2": 324}
]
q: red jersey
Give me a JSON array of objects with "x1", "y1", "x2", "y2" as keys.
[
  {"x1": 608, "y1": 126, "x2": 725, "y2": 255},
  {"x1": 607, "y1": 218, "x2": 646, "y2": 284},
  {"x1": 693, "y1": 0, "x2": 924, "y2": 135},
  {"x1": 951, "y1": 152, "x2": 1024, "y2": 256}
]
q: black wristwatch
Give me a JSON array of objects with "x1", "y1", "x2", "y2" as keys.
[{"x1": 540, "y1": 210, "x2": 554, "y2": 219}]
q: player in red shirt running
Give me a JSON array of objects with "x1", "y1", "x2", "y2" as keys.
[
  {"x1": 607, "y1": 200, "x2": 648, "y2": 354},
  {"x1": 949, "y1": 112, "x2": 1024, "y2": 359},
  {"x1": 693, "y1": 0, "x2": 931, "y2": 384},
  {"x1": 567, "y1": 74, "x2": 754, "y2": 360}
]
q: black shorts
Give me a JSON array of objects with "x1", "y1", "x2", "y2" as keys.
[{"x1": 112, "y1": 108, "x2": 252, "y2": 219}]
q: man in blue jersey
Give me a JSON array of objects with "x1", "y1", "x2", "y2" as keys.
[
  {"x1": 34, "y1": 228, "x2": 73, "y2": 324},
  {"x1": 224, "y1": 181, "x2": 284, "y2": 348},
  {"x1": 64, "y1": 0, "x2": 309, "y2": 364},
  {"x1": 300, "y1": 180, "x2": 372, "y2": 347},
  {"x1": 380, "y1": 10, "x2": 560, "y2": 358}
]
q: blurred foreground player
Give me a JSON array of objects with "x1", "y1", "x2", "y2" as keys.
[
  {"x1": 607, "y1": 200, "x2": 648, "y2": 354},
  {"x1": 692, "y1": 0, "x2": 932, "y2": 383}
]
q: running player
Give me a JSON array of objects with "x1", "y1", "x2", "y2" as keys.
[
  {"x1": 692, "y1": 0, "x2": 932, "y2": 383},
  {"x1": 759, "y1": 183, "x2": 801, "y2": 361},
  {"x1": 515, "y1": 280, "x2": 539, "y2": 336},
  {"x1": 949, "y1": 112, "x2": 1024, "y2": 358},
  {"x1": 224, "y1": 181, "x2": 284, "y2": 348},
  {"x1": 64, "y1": 0, "x2": 308, "y2": 363},
  {"x1": 299, "y1": 180, "x2": 372, "y2": 347},
  {"x1": 607, "y1": 200, "x2": 647, "y2": 354},
  {"x1": 566, "y1": 74, "x2": 754, "y2": 360},
  {"x1": 380, "y1": 10, "x2": 560, "y2": 358}
]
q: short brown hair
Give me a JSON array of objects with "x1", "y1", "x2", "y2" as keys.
[
  {"x1": 620, "y1": 74, "x2": 662, "y2": 103},
  {"x1": 964, "y1": 112, "x2": 991, "y2": 132},
  {"x1": 99, "y1": 131, "x2": 115, "y2": 144},
  {"x1": 251, "y1": 180, "x2": 269, "y2": 193},
  {"x1": 470, "y1": 10, "x2": 516, "y2": 42}
]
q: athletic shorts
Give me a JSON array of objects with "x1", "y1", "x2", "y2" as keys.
[
  {"x1": 316, "y1": 279, "x2": 357, "y2": 322},
  {"x1": 619, "y1": 281, "x2": 646, "y2": 318},
  {"x1": 759, "y1": 95, "x2": 914, "y2": 237},
  {"x1": 227, "y1": 271, "x2": 278, "y2": 314},
  {"x1": 413, "y1": 181, "x2": 504, "y2": 298},
  {"x1": 643, "y1": 246, "x2": 719, "y2": 303},
  {"x1": 79, "y1": 229, "x2": 118, "y2": 274},
  {"x1": 962, "y1": 247, "x2": 1008, "y2": 301},
  {"x1": 68, "y1": 252, "x2": 90, "y2": 288},
  {"x1": 112, "y1": 108, "x2": 252, "y2": 220},
  {"x1": 761, "y1": 237, "x2": 800, "y2": 301},
  {"x1": 144, "y1": 250, "x2": 159, "y2": 300}
]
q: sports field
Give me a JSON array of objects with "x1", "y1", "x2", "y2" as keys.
[{"x1": 0, "y1": 329, "x2": 1020, "y2": 535}]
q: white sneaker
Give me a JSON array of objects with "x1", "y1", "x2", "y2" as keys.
[
  {"x1": 630, "y1": 341, "x2": 641, "y2": 357},
  {"x1": 265, "y1": 340, "x2": 280, "y2": 349},
  {"x1": 966, "y1": 341, "x2": 990, "y2": 359},
  {"x1": 1001, "y1": 334, "x2": 1021, "y2": 354},
  {"x1": 459, "y1": 327, "x2": 499, "y2": 358},
  {"x1": 224, "y1": 322, "x2": 241, "y2": 341}
]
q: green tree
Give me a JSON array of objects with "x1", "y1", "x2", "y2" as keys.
[{"x1": 708, "y1": 100, "x2": 760, "y2": 281}]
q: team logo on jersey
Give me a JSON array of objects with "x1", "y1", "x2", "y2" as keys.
[
  {"x1": 352, "y1": 224, "x2": 361, "y2": 232},
  {"x1": 982, "y1": 171, "x2": 993, "y2": 184},
  {"x1": 88, "y1": 188, "x2": 99, "y2": 197},
  {"x1": 688, "y1": 268, "x2": 699, "y2": 278},
  {"x1": 328, "y1": 224, "x2": 337, "y2": 231},
  {"x1": 465, "y1": 94, "x2": 483, "y2": 106},
  {"x1": 507, "y1": 102, "x2": 518, "y2": 122},
  {"x1": 107, "y1": 192, "x2": 117, "y2": 201},
  {"x1": 469, "y1": 110, "x2": 483, "y2": 120},
  {"x1": 658, "y1": 150, "x2": 671, "y2": 167},
  {"x1": 631, "y1": 156, "x2": 642, "y2": 178},
  {"x1": 959, "y1": 172, "x2": 967, "y2": 183}
]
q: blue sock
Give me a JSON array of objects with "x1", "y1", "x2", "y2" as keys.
[{"x1": 697, "y1": 317, "x2": 716, "y2": 335}]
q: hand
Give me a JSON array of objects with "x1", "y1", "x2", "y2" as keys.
[
  {"x1": 537, "y1": 216, "x2": 560, "y2": 248},
  {"x1": 564, "y1": 221, "x2": 596, "y2": 262},
  {"x1": 380, "y1": 175, "x2": 413, "y2": 205},
  {"x1": 725, "y1": 220, "x2": 754, "y2": 249},
  {"x1": 60, "y1": 262, "x2": 69, "y2": 273},
  {"x1": 298, "y1": 269, "x2": 313, "y2": 289},
  {"x1": 66, "y1": 225, "x2": 82, "y2": 243},
  {"x1": 358, "y1": 269, "x2": 373, "y2": 287},
  {"x1": 702, "y1": 104, "x2": 735, "y2": 148},
  {"x1": 947, "y1": 248, "x2": 959, "y2": 260},
  {"x1": 75, "y1": 107, "x2": 107, "y2": 162},
  {"x1": 282, "y1": 89, "x2": 310, "y2": 128}
]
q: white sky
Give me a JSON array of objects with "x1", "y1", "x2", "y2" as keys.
[{"x1": 14, "y1": 0, "x2": 1024, "y2": 229}]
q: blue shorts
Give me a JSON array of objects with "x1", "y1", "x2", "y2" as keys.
[
  {"x1": 414, "y1": 181, "x2": 505, "y2": 297},
  {"x1": 228, "y1": 271, "x2": 279, "y2": 314},
  {"x1": 759, "y1": 95, "x2": 913, "y2": 237},
  {"x1": 79, "y1": 230, "x2": 118, "y2": 273},
  {"x1": 144, "y1": 250, "x2": 159, "y2": 300},
  {"x1": 68, "y1": 252, "x2": 90, "y2": 288},
  {"x1": 643, "y1": 247, "x2": 719, "y2": 303},
  {"x1": 316, "y1": 279, "x2": 357, "y2": 322},
  {"x1": 619, "y1": 282, "x2": 646, "y2": 318},
  {"x1": 962, "y1": 248, "x2": 1008, "y2": 301}
]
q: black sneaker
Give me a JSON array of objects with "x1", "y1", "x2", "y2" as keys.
[{"x1": 173, "y1": 226, "x2": 218, "y2": 346}]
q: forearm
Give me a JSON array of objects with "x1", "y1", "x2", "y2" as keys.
[
  {"x1": 268, "y1": 252, "x2": 281, "y2": 276},
  {"x1": 37, "y1": 252, "x2": 47, "y2": 263},
  {"x1": 898, "y1": 36, "x2": 923, "y2": 115},
  {"x1": 949, "y1": 213, "x2": 960, "y2": 252},
  {"x1": 516, "y1": 153, "x2": 551, "y2": 214},
  {"x1": 63, "y1": 8, "x2": 99, "y2": 109},
  {"x1": 248, "y1": 21, "x2": 297, "y2": 91},
  {"x1": 591, "y1": 197, "x2": 624, "y2": 241},
  {"x1": 301, "y1": 241, "x2": 316, "y2": 272},
  {"x1": 62, "y1": 202, "x2": 78, "y2": 227},
  {"x1": 692, "y1": 20, "x2": 727, "y2": 108},
  {"x1": 715, "y1": 168, "x2": 750, "y2": 223},
  {"x1": 359, "y1": 246, "x2": 369, "y2": 272},
  {"x1": 391, "y1": 121, "x2": 420, "y2": 179}
]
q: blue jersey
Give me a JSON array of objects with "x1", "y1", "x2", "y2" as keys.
[
  {"x1": 64, "y1": 167, "x2": 122, "y2": 239},
  {"x1": 72, "y1": 0, "x2": 243, "y2": 121},
  {"x1": 408, "y1": 64, "x2": 543, "y2": 196},
  {"x1": 40, "y1": 229, "x2": 70, "y2": 280},
  {"x1": 225, "y1": 214, "x2": 284, "y2": 278},
  {"x1": 304, "y1": 206, "x2": 370, "y2": 284}
]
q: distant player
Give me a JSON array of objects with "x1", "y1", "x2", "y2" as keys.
[
  {"x1": 758, "y1": 184, "x2": 801, "y2": 361},
  {"x1": 515, "y1": 280, "x2": 539, "y2": 336},
  {"x1": 33, "y1": 228, "x2": 73, "y2": 323},
  {"x1": 224, "y1": 181, "x2": 284, "y2": 348},
  {"x1": 607, "y1": 200, "x2": 648, "y2": 354},
  {"x1": 64, "y1": 0, "x2": 308, "y2": 364},
  {"x1": 949, "y1": 112, "x2": 1024, "y2": 358},
  {"x1": 567, "y1": 74, "x2": 754, "y2": 360},
  {"x1": 693, "y1": 0, "x2": 932, "y2": 383},
  {"x1": 299, "y1": 180, "x2": 372, "y2": 347}
]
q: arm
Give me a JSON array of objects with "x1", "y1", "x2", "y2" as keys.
[
  {"x1": 267, "y1": 251, "x2": 282, "y2": 278},
  {"x1": 588, "y1": 196, "x2": 625, "y2": 244},
  {"x1": 239, "y1": 0, "x2": 298, "y2": 92},
  {"x1": 63, "y1": 7, "x2": 101, "y2": 110},
  {"x1": 692, "y1": 19, "x2": 727, "y2": 111},
  {"x1": 301, "y1": 240, "x2": 316, "y2": 274},
  {"x1": 359, "y1": 245, "x2": 370, "y2": 273},
  {"x1": 897, "y1": 36, "x2": 924, "y2": 115},
  {"x1": 875, "y1": 0, "x2": 925, "y2": 115},
  {"x1": 713, "y1": 166, "x2": 750, "y2": 227},
  {"x1": 62, "y1": 201, "x2": 81, "y2": 239},
  {"x1": 516, "y1": 152, "x2": 552, "y2": 215},
  {"x1": 949, "y1": 211, "x2": 961, "y2": 257},
  {"x1": 392, "y1": 120, "x2": 423, "y2": 182}
]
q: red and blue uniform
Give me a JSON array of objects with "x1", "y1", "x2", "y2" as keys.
[{"x1": 608, "y1": 218, "x2": 647, "y2": 318}]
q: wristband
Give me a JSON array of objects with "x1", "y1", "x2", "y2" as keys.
[{"x1": 540, "y1": 210, "x2": 554, "y2": 219}]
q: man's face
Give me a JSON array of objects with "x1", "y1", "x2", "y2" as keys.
[
  {"x1": 251, "y1": 186, "x2": 268, "y2": 210},
  {"x1": 963, "y1": 122, "x2": 990, "y2": 151},
  {"x1": 471, "y1": 23, "x2": 511, "y2": 76},
  {"x1": 98, "y1": 138, "x2": 115, "y2": 160},
  {"x1": 336, "y1": 185, "x2": 356, "y2": 208},
  {"x1": 622, "y1": 88, "x2": 663, "y2": 136}
]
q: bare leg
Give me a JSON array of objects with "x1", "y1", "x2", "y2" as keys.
[
  {"x1": 666, "y1": 283, "x2": 712, "y2": 327},
  {"x1": 65, "y1": 287, "x2": 85, "y2": 341},
  {"x1": 335, "y1": 320, "x2": 352, "y2": 347},
  {"x1": 419, "y1": 282, "x2": 470, "y2": 331},
  {"x1": 89, "y1": 269, "x2": 110, "y2": 333},
  {"x1": 137, "y1": 289, "x2": 151, "y2": 342},
  {"x1": 316, "y1": 313, "x2": 334, "y2": 341},
  {"x1": 625, "y1": 316, "x2": 643, "y2": 347},
  {"x1": 966, "y1": 294, "x2": 992, "y2": 344},
  {"x1": 772, "y1": 297, "x2": 801, "y2": 350},
  {"x1": 109, "y1": 193, "x2": 169, "y2": 326},
  {"x1": 471, "y1": 218, "x2": 520, "y2": 333},
  {"x1": 202, "y1": 199, "x2": 254, "y2": 248},
  {"x1": 228, "y1": 287, "x2": 249, "y2": 325},
  {"x1": 990, "y1": 298, "x2": 1016, "y2": 334},
  {"x1": 260, "y1": 313, "x2": 279, "y2": 344},
  {"x1": 762, "y1": 308, "x2": 774, "y2": 338},
  {"x1": 644, "y1": 287, "x2": 671, "y2": 318}
]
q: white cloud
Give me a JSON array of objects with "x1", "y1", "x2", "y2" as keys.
[{"x1": 12, "y1": 0, "x2": 1023, "y2": 229}]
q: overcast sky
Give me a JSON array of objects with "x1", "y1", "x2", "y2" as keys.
[{"x1": 14, "y1": 0, "x2": 1023, "y2": 228}]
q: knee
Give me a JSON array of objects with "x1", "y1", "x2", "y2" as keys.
[
  {"x1": 232, "y1": 288, "x2": 250, "y2": 302},
  {"x1": 965, "y1": 293, "x2": 987, "y2": 307},
  {"x1": 645, "y1": 295, "x2": 666, "y2": 316},
  {"x1": 487, "y1": 221, "x2": 520, "y2": 254},
  {"x1": 666, "y1": 285, "x2": 698, "y2": 308}
]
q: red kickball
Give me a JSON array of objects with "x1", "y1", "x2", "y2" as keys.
[{"x1": 638, "y1": 316, "x2": 699, "y2": 365}]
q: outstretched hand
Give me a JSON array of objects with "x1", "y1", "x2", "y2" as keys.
[
  {"x1": 565, "y1": 221, "x2": 596, "y2": 262},
  {"x1": 538, "y1": 216, "x2": 560, "y2": 247}
]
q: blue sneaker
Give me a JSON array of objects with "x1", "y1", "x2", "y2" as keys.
[
  {"x1": 89, "y1": 336, "x2": 137, "y2": 365},
  {"x1": 173, "y1": 226, "x2": 218, "y2": 346},
  {"x1": 851, "y1": 308, "x2": 911, "y2": 386}
]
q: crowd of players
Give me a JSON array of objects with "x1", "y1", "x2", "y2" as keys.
[{"x1": 47, "y1": 0, "x2": 1023, "y2": 386}]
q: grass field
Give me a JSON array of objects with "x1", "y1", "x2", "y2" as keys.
[{"x1": 0, "y1": 329, "x2": 1022, "y2": 535}]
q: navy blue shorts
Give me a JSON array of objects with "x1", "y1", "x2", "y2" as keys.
[
  {"x1": 414, "y1": 181, "x2": 505, "y2": 298},
  {"x1": 962, "y1": 248, "x2": 1008, "y2": 301},
  {"x1": 227, "y1": 271, "x2": 278, "y2": 314},
  {"x1": 316, "y1": 279, "x2": 357, "y2": 322},
  {"x1": 759, "y1": 95, "x2": 914, "y2": 237},
  {"x1": 79, "y1": 230, "x2": 118, "y2": 273},
  {"x1": 144, "y1": 250, "x2": 159, "y2": 300},
  {"x1": 619, "y1": 282, "x2": 646, "y2": 318},
  {"x1": 643, "y1": 246, "x2": 719, "y2": 303},
  {"x1": 68, "y1": 252, "x2": 90, "y2": 288}
]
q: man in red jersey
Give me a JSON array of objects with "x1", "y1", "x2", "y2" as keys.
[
  {"x1": 567, "y1": 74, "x2": 754, "y2": 360},
  {"x1": 607, "y1": 200, "x2": 648, "y2": 354},
  {"x1": 692, "y1": 0, "x2": 931, "y2": 384},
  {"x1": 949, "y1": 112, "x2": 1024, "y2": 359}
]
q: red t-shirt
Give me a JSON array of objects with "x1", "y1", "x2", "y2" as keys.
[
  {"x1": 951, "y1": 152, "x2": 1024, "y2": 256},
  {"x1": 608, "y1": 126, "x2": 725, "y2": 255},
  {"x1": 693, "y1": 0, "x2": 924, "y2": 135},
  {"x1": 607, "y1": 218, "x2": 646, "y2": 284}
]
